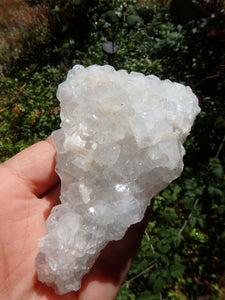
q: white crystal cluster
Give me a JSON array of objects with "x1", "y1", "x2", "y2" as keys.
[{"x1": 36, "y1": 65, "x2": 200, "y2": 294}]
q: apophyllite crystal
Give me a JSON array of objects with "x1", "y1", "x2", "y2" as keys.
[{"x1": 35, "y1": 65, "x2": 200, "y2": 294}]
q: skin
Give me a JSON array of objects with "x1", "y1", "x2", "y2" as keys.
[{"x1": 0, "y1": 137, "x2": 153, "y2": 300}]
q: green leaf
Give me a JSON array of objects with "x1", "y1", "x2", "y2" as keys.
[
  {"x1": 161, "y1": 254, "x2": 170, "y2": 264},
  {"x1": 217, "y1": 205, "x2": 225, "y2": 215},
  {"x1": 157, "y1": 239, "x2": 171, "y2": 253},
  {"x1": 209, "y1": 158, "x2": 224, "y2": 179},
  {"x1": 137, "y1": 290, "x2": 152, "y2": 300},
  {"x1": 158, "y1": 228, "x2": 171, "y2": 238},
  {"x1": 214, "y1": 116, "x2": 225, "y2": 128},
  {"x1": 126, "y1": 15, "x2": 142, "y2": 27},
  {"x1": 208, "y1": 186, "x2": 223, "y2": 197},
  {"x1": 164, "y1": 207, "x2": 178, "y2": 221},
  {"x1": 173, "y1": 254, "x2": 181, "y2": 264},
  {"x1": 170, "y1": 263, "x2": 185, "y2": 278},
  {"x1": 182, "y1": 196, "x2": 195, "y2": 210},
  {"x1": 190, "y1": 229, "x2": 208, "y2": 243},
  {"x1": 153, "y1": 277, "x2": 164, "y2": 293},
  {"x1": 184, "y1": 179, "x2": 196, "y2": 190},
  {"x1": 105, "y1": 10, "x2": 120, "y2": 23}
]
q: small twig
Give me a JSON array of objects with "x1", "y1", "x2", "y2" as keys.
[
  {"x1": 125, "y1": 259, "x2": 158, "y2": 284},
  {"x1": 10, "y1": 83, "x2": 27, "y2": 102},
  {"x1": 178, "y1": 198, "x2": 200, "y2": 235},
  {"x1": 193, "y1": 74, "x2": 219, "y2": 89},
  {"x1": 178, "y1": 220, "x2": 188, "y2": 236},
  {"x1": 215, "y1": 134, "x2": 225, "y2": 159},
  {"x1": 193, "y1": 58, "x2": 224, "y2": 89},
  {"x1": 145, "y1": 230, "x2": 150, "y2": 241}
]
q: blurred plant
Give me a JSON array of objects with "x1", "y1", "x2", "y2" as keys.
[
  {"x1": 0, "y1": 66, "x2": 64, "y2": 161},
  {"x1": 0, "y1": 1, "x2": 49, "y2": 72},
  {"x1": 0, "y1": 0, "x2": 225, "y2": 298}
]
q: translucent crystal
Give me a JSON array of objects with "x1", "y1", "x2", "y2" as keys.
[{"x1": 36, "y1": 64, "x2": 200, "y2": 295}]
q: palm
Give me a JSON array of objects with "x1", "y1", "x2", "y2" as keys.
[{"x1": 0, "y1": 138, "x2": 152, "y2": 300}]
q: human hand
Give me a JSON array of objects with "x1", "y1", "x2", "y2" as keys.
[{"x1": 0, "y1": 137, "x2": 152, "y2": 300}]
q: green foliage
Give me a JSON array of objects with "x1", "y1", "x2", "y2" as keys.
[
  {"x1": 1, "y1": 0, "x2": 225, "y2": 298},
  {"x1": 0, "y1": 66, "x2": 64, "y2": 161},
  {"x1": 118, "y1": 156, "x2": 225, "y2": 298},
  {"x1": 0, "y1": 3, "x2": 50, "y2": 73}
]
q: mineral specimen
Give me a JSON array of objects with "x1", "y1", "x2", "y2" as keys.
[{"x1": 35, "y1": 64, "x2": 200, "y2": 295}]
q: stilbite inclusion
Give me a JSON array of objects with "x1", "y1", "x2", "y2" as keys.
[{"x1": 35, "y1": 64, "x2": 200, "y2": 295}]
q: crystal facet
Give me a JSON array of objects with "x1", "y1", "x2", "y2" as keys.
[{"x1": 36, "y1": 65, "x2": 200, "y2": 295}]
